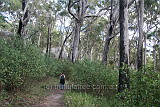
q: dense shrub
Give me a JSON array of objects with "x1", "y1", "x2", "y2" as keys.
[
  {"x1": 111, "y1": 69, "x2": 160, "y2": 107},
  {"x1": 0, "y1": 37, "x2": 47, "y2": 91},
  {"x1": 71, "y1": 59, "x2": 118, "y2": 85},
  {"x1": 66, "y1": 60, "x2": 160, "y2": 107},
  {"x1": 44, "y1": 58, "x2": 73, "y2": 79},
  {"x1": 70, "y1": 59, "x2": 118, "y2": 96}
]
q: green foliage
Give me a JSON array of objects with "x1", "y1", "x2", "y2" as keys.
[
  {"x1": 1, "y1": 0, "x2": 21, "y2": 12},
  {"x1": 0, "y1": 35, "x2": 73, "y2": 91},
  {"x1": 0, "y1": 36, "x2": 47, "y2": 91},
  {"x1": 0, "y1": 90, "x2": 9, "y2": 102},
  {"x1": 46, "y1": 58, "x2": 73, "y2": 79},
  {"x1": 64, "y1": 91, "x2": 96, "y2": 107},
  {"x1": 9, "y1": 0, "x2": 21, "y2": 7},
  {"x1": 0, "y1": 14, "x2": 10, "y2": 29},
  {"x1": 66, "y1": 61, "x2": 160, "y2": 107},
  {"x1": 52, "y1": 30, "x2": 61, "y2": 47},
  {"x1": 71, "y1": 59, "x2": 118, "y2": 96},
  {"x1": 144, "y1": 0, "x2": 159, "y2": 10},
  {"x1": 55, "y1": 3, "x2": 62, "y2": 12},
  {"x1": 71, "y1": 59, "x2": 118, "y2": 85},
  {"x1": 64, "y1": 91, "x2": 114, "y2": 107},
  {"x1": 59, "y1": 10, "x2": 68, "y2": 16},
  {"x1": 0, "y1": 90, "x2": 12, "y2": 106},
  {"x1": 0, "y1": 15, "x2": 5, "y2": 27},
  {"x1": 113, "y1": 69, "x2": 160, "y2": 107}
]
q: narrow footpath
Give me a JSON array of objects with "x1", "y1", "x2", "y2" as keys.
[{"x1": 34, "y1": 89, "x2": 65, "y2": 107}]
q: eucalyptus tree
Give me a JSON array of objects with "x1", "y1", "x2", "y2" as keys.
[
  {"x1": 102, "y1": 0, "x2": 119, "y2": 65},
  {"x1": 137, "y1": 0, "x2": 144, "y2": 70},
  {"x1": 102, "y1": 0, "x2": 136, "y2": 65},
  {"x1": 68, "y1": 0, "x2": 90, "y2": 62},
  {"x1": 56, "y1": 0, "x2": 74, "y2": 59},
  {"x1": 144, "y1": 0, "x2": 160, "y2": 69},
  {"x1": 17, "y1": 0, "x2": 29, "y2": 37},
  {"x1": 0, "y1": 0, "x2": 30, "y2": 38},
  {"x1": 68, "y1": 0, "x2": 110, "y2": 62},
  {"x1": 118, "y1": 0, "x2": 130, "y2": 92}
]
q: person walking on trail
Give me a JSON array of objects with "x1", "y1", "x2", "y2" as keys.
[{"x1": 60, "y1": 73, "x2": 65, "y2": 90}]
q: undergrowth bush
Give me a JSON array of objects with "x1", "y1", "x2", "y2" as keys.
[
  {"x1": 72, "y1": 59, "x2": 118, "y2": 86},
  {"x1": 0, "y1": 36, "x2": 74, "y2": 91},
  {"x1": 114, "y1": 69, "x2": 160, "y2": 107},
  {"x1": 71, "y1": 59, "x2": 118, "y2": 96},
  {"x1": 0, "y1": 37, "x2": 47, "y2": 91},
  {"x1": 67, "y1": 60, "x2": 160, "y2": 107},
  {"x1": 44, "y1": 58, "x2": 73, "y2": 79}
]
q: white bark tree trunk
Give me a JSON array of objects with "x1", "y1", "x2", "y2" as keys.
[
  {"x1": 71, "y1": 21, "x2": 81, "y2": 62},
  {"x1": 68, "y1": 0, "x2": 88, "y2": 62}
]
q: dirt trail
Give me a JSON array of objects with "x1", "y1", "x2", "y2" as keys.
[{"x1": 34, "y1": 89, "x2": 65, "y2": 107}]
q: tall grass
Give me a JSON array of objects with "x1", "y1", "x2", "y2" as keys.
[{"x1": 64, "y1": 91, "x2": 96, "y2": 107}]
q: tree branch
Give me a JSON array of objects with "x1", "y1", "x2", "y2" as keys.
[
  {"x1": 68, "y1": 0, "x2": 79, "y2": 21},
  {"x1": 84, "y1": 15, "x2": 98, "y2": 18},
  {"x1": 128, "y1": 0, "x2": 136, "y2": 7}
]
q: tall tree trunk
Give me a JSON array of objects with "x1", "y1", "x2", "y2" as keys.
[
  {"x1": 17, "y1": 0, "x2": 29, "y2": 37},
  {"x1": 46, "y1": 25, "x2": 50, "y2": 57},
  {"x1": 153, "y1": 48, "x2": 156, "y2": 72},
  {"x1": 38, "y1": 32, "x2": 41, "y2": 47},
  {"x1": 68, "y1": 0, "x2": 88, "y2": 62},
  {"x1": 71, "y1": 21, "x2": 81, "y2": 62},
  {"x1": 90, "y1": 47, "x2": 93, "y2": 60},
  {"x1": 69, "y1": 33, "x2": 74, "y2": 60},
  {"x1": 102, "y1": 0, "x2": 114, "y2": 65},
  {"x1": 102, "y1": 0, "x2": 135, "y2": 65},
  {"x1": 118, "y1": 0, "x2": 130, "y2": 92},
  {"x1": 137, "y1": 0, "x2": 144, "y2": 70},
  {"x1": 144, "y1": 34, "x2": 146, "y2": 67},
  {"x1": 102, "y1": 0, "x2": 119, "y2": 65},
  {"x1": 59, "y1": 29, "x2": 73, "y2": 59},
  {"x1": 102, "y1": 36, "x2": 113, "y2": 64},
  {"x1": 86, "y1": 34, "x2": 89, "y2": 58},
  {"x1": 49, "y1": 27, "x2": 52, "y2": 57},
  {"x1": 38, "y1": 23, "x2": 42, "y2": 47}
]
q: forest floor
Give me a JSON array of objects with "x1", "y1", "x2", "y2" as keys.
[
  {"x1": 0, "y1": 77, "x2": 67, "y2": 107},
  {"x1": 33, "y1": 89, "x2": 65, "y2": 107}
]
